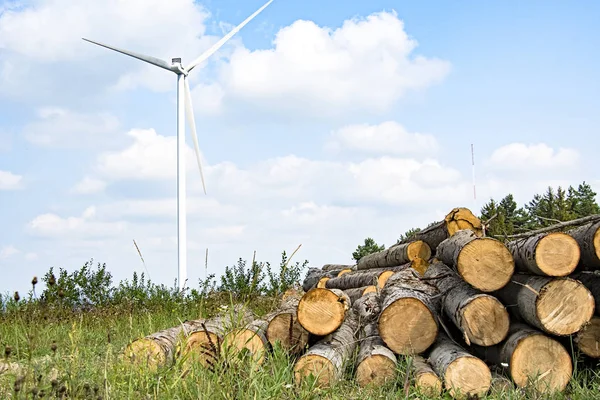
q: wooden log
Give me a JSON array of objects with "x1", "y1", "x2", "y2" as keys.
[
  {"x1": 570, "y1": 271, "x2": 600, "y2": 313},
  {"x1": 363, "y1": 285, "x2": 377, "y2": 295},
  {"x1": 411, "y1": 355, "x2": 442, "y2": 397},
  {"x1": 337, "y1": 268, "x2": 353, "y2": 277},
  {"x1": 435, "y1": 229, "x2": 514, "y2": 292},
  {"x1": 297, "y1": 288, "x2": 351, "y2": 336},
  {"x1": 181, "y1": 306, "x2": 255, "y2": 368},
  {"x1": 507, "y1": 232, "x2": 580, "y2": 276},
  {"x1": 265, "y1": 293, "x2": 310, "y2": 355},
  {"x1": 322, "y1": 263, "x2": 356, "y2": 272},
  {"x1": 428, "y1": 332, "x2": 491, "y2": 399},
  {"x1": 568, "y1": 220, "x2": 600, "y2": 270},
  {"x1": 221, "y1": 319, "x2": 269, "y2": 366},
  {"x1": 423, "y1": 262, "x2": 509, "y2": 346},
  {"x1": 470, "y1": 323, "x2": 572, "y2": 393},
  {"x1": 125, "y1": 304, "x2": 251, "y2": 369},
  {"x1": 356, "y1": 241, "x2": 431, "y2": 270},
  {"x1": 574, "y1": 315, "x2": 600, "y2": 358},
  {"x1": 396, "y1": 207, "x2": 483, "y2": 252},
  {"x1": 344, "y1": 287, "x2": 371, "y2": 303},
  {"x1": 293, "y1": 309, "x2": 359, "y2": 387},
  {"x1": 378, "y1": 268, "x2": 440, "y2": 355},
  {"x1": 494, "y1": 274, "x2": 595, "y2": 336},
  {"x1": 325, "y1": 261, "x2": 427, "y2": 291},
  {"x1": 490, "y1": 372, "x2": 514, "y2": 393},
  {"x1": 302, "y1": 268, "x2": 340, "y2": 292}
]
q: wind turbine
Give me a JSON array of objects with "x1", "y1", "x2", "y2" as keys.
[{"x1": 83, "y1": 0, "x2": 274, "y2": 292}]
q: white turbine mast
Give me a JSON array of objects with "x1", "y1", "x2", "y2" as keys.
[{"x1": 83, "y1": 0, "x2": 274, "y2": 292}]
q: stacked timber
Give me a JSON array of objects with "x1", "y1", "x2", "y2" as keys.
[{"x1": 119, "y1": 208, "x2": 600, "y2": 399}]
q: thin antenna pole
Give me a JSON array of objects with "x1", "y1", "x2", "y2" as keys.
[{"x1": 471, "y1": 143, "x2": 477, "y2": 210}]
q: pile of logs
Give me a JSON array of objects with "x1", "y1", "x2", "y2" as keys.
[{"x1": 122, "y1": 207, "x2": 600, "y2": 399}]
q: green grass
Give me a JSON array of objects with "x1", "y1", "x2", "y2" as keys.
[{"x1": 2, "y1": 294, "x2": 600, "y2": 399}]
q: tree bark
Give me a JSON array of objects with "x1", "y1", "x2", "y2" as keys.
[
  {"x1": 570, "y1": 271, "x2": 600, "y2": 313},
  {"x1": 321, "y1": 263, "x2": 356, "y2": 272},
  {"x1": 325, "y1": 263, "x2": 420, "y2": 291},
  {"x1": 507, "y1": 232, "x2": 580, "y2": 276},
  {"x1": 293, "y1": 309, "x2": 359, "y2": 388},
  {"x1": 302, "y1": 268, "x2": 341, "y2": 292},
  {"x1": 494, "y1": 274, "x2": 595, "y2": 336},
  {"x1": 396, "y1": 207, "x2": 483, "y2": 252},
  {"x1": 423, "y1": 262, "x2": 509, "y2": 346},
  {"x1": 356, "y1": 240, "x2": 431, "y2": 270},
  {"x1": 297, "y1": 287, "x2": 351, "y2": 336},
  {"x1": 506, "y1": 214, "x2": 600, "y2": 239},
  {"x1": 355, "y1": 323, "x2": 397, "y2": 387},
  {"x1": 428, "y1": 332, "x2": 491, "y2": 399},
  {"x1": 470, "y1": 323, "x2": 572, "y2": 393},
  {"x1": 575, "y1": 315, "x2": 600, "y2": 358},
  {"x1": 344, "y1": 286, "x2": 373, "y2": 303},
  {"x1": 264, "y1": 293, "x2": 310, "y2": 356},
  {"x1": 435, "y1": 229, "x2": 514, "y2": 292},
  {"x1": 568, "y1": 220, "x2": 600, "y2": 270},
  {"x1": 378, "y1": 268, "x2": 441, "y2": 355},
  {"x1": 411, "y1": 355, "x2": 442, "y2": 397}
]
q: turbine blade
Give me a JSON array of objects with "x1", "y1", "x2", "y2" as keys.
[
  {"x1": 82, "y1": 38, "x2": 174, "y2": 72},
  {"x1": 183, "y1": 77, "x2": 207, "y2": 195},
  {"x1": 186, "y1": 0, "x2": 274, "y2": 72}
]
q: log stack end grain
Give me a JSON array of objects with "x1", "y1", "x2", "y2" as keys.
[
  {"x1": 411, "y1": 355, "x2": 442, "y2": 397},
  {"x1": 508, "y1": 232, "x2": 581, "y2": 276},
  {"x1": 297, "y1": 288, "x2": 351, "y2": 336},
  {"x1": 574, "y1": 315, "x2": 600, "y2": 358}
]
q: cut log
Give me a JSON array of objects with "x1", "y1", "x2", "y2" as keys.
[
  {"x1": 316, "y1": 278, "x2": 329, "y2": 288},
  {"x1": 424, "y1": 262, "x2": 509, "y2": 346},
  {"x1": 378, "y1": 268, "x2": 440, "y2": 355},
  {"x1": 570, "y1": 271, "x2": 600, "y2": 313},
  {"x1": 494, "y1": 274, "x2": 595, "y2": 336},
  {"x1": 221, "y1": 319, "x2": 269, "y2": 366},
  {"x1": 435, "y1": 229, "x2": 514, "y2": 292},
  {"x1": 356, "y1": 241, "x2": 431, "y2": 270},
  {"x1": 344, "y1": 287, "x2": 371, "y2": 303},
  {"x1": 265, "y1": 293, "x2": 310, "y2": 355},
  {"x1": 322, "y1": 263, "x2": 356, "y2": 272},
  {"x1": 575, "y1": 316, "x2": 600, "y2": 358},
  {"x1": 428, "y1": 332, "x2": 491, "y2": 399},
  {"x1": 396, "y1": 207, "x2": 483, "y2": 252},
  {"x1": 337, "y1": 268, "x2": 353, "y2": 277},
  {"x1": 181, "y1": 306, "x2": 254, "y2": 368},
  {"x1": 568, "y1": 220, "x2": 600, "y2": 270},
  {"x1": 125, "y1": 304, "x2": 252, "y2": 369},
  {"x1": 507, "y1": 232, "x2": 580, "y2": 276},
  {"x1": 302, "y1": 268, "x2": 340, "y2": 292},
  {"x1": 294, "y1": 309, "x2": 359, "y2": 387},
  {"x1": 411, "y1": 355, "x2": 442, "y2": 397},
  {"x1": 355, "y1": 323, "x2": 397, "y2": 387},
  {"x1": 297, "y1": 288, "x2": 351, "y2": 336},
  {"x1": 363, "y1": 286, "x2": 377, "y2": 295},
  {"x1": 471, "y1": 323, "x2": 572, "y2": 393}
]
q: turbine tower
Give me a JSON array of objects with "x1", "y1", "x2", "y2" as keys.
[{"x1": 83, "y1": 0, "x2": 274, "y2": 291}]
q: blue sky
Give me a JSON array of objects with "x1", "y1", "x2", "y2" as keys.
[{"x1": 1, "y1": 0, "x2": 599, "y2": 295}]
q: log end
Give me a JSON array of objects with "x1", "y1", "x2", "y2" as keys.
[
  {"x1": 378, "y1": 270, "x2": 395, "y2": 288},
  {"x1": 462, "y1": 295, "x2": 510, "y2": 346},
  {"x1": 337, "y1": 268, "x2": 353, "y2": 277},
  {"x1": 444, "y1": 356, "x2": 491, "y2": 399},
  {"x1": 411, "y1": 258, "x2": 430, "y2": 276},
  {"x1": 266, "y1": 313, "x2": 309, "y2": 355},
  {"x1": 124, "y1": 338, "x2": 166, "y2": 368},
  {"x1": 535, "y1": 232, "x2": 581, "y2": 276},
  {"x1": 355, "y1": 354, "x2": 397, "y2": 387},
  {"x1": 575, "y1": 316, "x2": 600, "y2": 358},
  {"x1": 414, "y1": 370, "x2": 442, "y2": 397},
  {"x1": 182, "y1": 331, "x2": 221, "y2": 368},
  {"x1": 457, "y1": 238, "x2": 514, "y2": 292},
  {"x1": 221, "y1": 328, "x2": 268, "y2": 365},
  {"x1": 293, "y1": 354, "x2": 335, "y2": 387},
  {"x1": 537, "y1": 278, "x2": 595, "y2": 335},
  {"x1": 297, "y1": 288, "x2": 350, "y2": 336},
  {"x1": 510, "y1": 333, "x2": 572, "y2": 392},
  {"x1": 445, "y1": 207, "x2": 483, "y2": 236},
  {"x1": 379, "y1": 297, "x2": 438, "y2": 355},
  {"x1": 363, "y1": 286, "x2": 377, "y2": 295},
  {"x1": 316, "y1": 277, "x2": 329, "y2": 288},
  {"x1": 407, "y1": 240, "x2": 432, "y2": 261}
]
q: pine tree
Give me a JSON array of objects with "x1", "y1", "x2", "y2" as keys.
[
  {"x1": 571, "y1": 181, "x2": 600, "y2": 217},
  {"x1": 352, "y1": 237, "x2": 385, "y2": 262}
]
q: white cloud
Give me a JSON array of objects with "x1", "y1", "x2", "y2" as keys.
[
  {"x1": 23, "y1": 108, "x2": 121, "y2": 148},
  {"x1": 27, "y1": 206, "x2": 127, "y2": 238},
  {"x1": 0, "y1": 170, "x2": 23, "y2": 190},
  {"x1": 24, "y1": 253, "x2": 38, "y2": 261},
  {"x1": 326, "y1": 121, "x2": 438, "y2": 155},
  {"x1": 487, "y1": 143, "x2": 579, "y2": 171},
  {"x1": 206, "y1": 10, "x2": 451, "y2": 116},
  {"x1": 71, "y1": 177, "x2": 107, "y2": 194},
  {"x1": 0, "y1": 245, "x2": 19, "y2": 259}
]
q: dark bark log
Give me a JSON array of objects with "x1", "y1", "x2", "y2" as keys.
[
  {"x1": 264, "y1": 293, "x2": 310, "y2": 355},
  {"x1": 435, "y1": 229, "x2": 514, "y2": 292},
  {"x1": 322, "y1": 263, "x2": 356, "y2": 272},
  {"x1": 506, "y1": 214, "x2": 600, "y2": 239},
  {"x1": 356, "y1": 241, "x2": 431, "y2": 270},
  {"x1": 297, "y1": 288, "x2": 351, "y2": 336},
  {"x1": 575, "y1": 315, "x2": 600, "y2": 358},
  {"x1": 396, "y1": 207, "x2": 483, "y2": 252},
  {"x1": 302, "y1": 268, "x2": 340, "y2": 292},
  {"x1": 293, "y1": 309, "x2": 359, "y2": 387},
  {"x1": 411, "y1": 355, "x2": 442, "y2": 397},
  {"x1": 568, "y1": 220, "x2": 600, "y2": 270},
  {"x1": 507, "y1": 232, "x2": 580, "y2": 276},
  {"x1": 355, "y1": 322, "x2": 397, "y2": 387},
  {"x1": 470, "y1": 323, "x2": 572, "y2": 393},
  {"x1": 570, "y1": 271, "x2": 600, "y2": 314},
  {"x1": 424, "y1": 262, "x2": 509, "y2": 346},
  {"x1": 428, "y1": 332, "x2": 491, "y2": 399},
  {"x1": 378, "y1": 268, "x2": 441, "y2": 355},
  {"x1": 494, "y1": 274, "x2": 595, "y2": 336}
]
